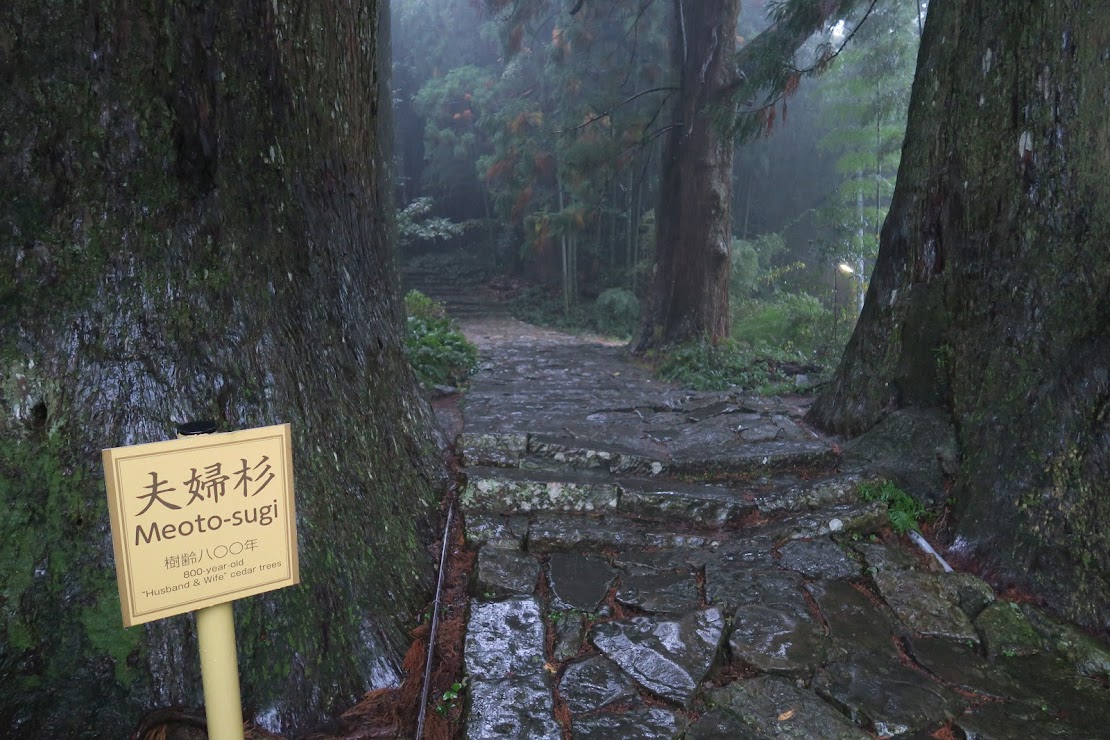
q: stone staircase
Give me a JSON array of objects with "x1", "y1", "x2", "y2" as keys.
[{"x1": 452, "y1": 322, "x2": 1110, "y2": 739}]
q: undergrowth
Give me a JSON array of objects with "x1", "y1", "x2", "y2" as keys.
[
  {"x1": 511, "y1": 286, "x2": 639, "y2": 339},
  {"x1": 858, "y1": 479, "x2": 928, "y2": 534},
  {"x1": 654, "y1": 339, "x2": 824, "y2": 394},
  {"x1": 404, "y1": 290, "x2": 477, "y2": 388}
]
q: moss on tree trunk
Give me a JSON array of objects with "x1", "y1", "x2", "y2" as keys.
[
  {"x1": 0, "y1": 0, "x2": 446, "y2": 735},
  {"x1": 809, "y1": 1, "x2": 1110, "y2": 633}
]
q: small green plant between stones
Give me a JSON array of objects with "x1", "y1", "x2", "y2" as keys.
[
  {"x1": 858, "y1": 479, "x2": 928, "y2": 534},
  {"x1": 436, "y1": 679, "x2": 467, "y2": 715}
]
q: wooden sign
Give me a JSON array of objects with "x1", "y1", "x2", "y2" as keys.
[{"x1": 103, "y1": 424, "x2": 299, "y2": 626}]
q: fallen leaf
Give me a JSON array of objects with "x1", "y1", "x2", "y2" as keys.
[{"x1": 778, "y1": 708, "x2": 796, "y2": 721}]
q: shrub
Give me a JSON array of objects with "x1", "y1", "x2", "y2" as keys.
[
  {"x1": 592, "y1": 288, "x2": 640, "y2": 338},
  {"x1": 733, "y1": 292, "x2": 829, "y2": 355},
  {"x1": 403, "y1": 291, "x2": 477, "y2": 388}
]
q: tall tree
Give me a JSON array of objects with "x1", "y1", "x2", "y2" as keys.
[
  {"x1": 0, "y1": 1, "x2": 445, "y2": 736},
  {"x1": 632, "y1": 0, "x2": 868, "y2": 351},
  {"x1": 633, "y1": 0, "x2": 741, "y2": 349},
  {"x1": 810, "y1": 1, "x2": 1110, "y2": 631}
]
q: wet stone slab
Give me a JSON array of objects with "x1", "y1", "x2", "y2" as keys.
[
  {"x1": 463, "y1": 512, "x2": 527, "y2": 551},
  {"x1": 707, "y1": 676, "x2": 870, "y2": 739},
  {"x1": 777, "y1": 537, "x2": 860, "y2": 580},
  {"x1": 907, "y1": 636, "x2": 1027, "y2": 700},
  {"x1": 589, "y1": 608, "x2": 724, "y2": 706},
  {"x1": 754, "y1": 474, "x2": 862, "y2": 515},
  {"x1": 528, "y1": 514, "x2": 720, "y2": 553},
  {"x1": 683, "y1": 709, "x2": 766, "y2": 739},
  {"x1": 557, "y1": 655, "x2": 639, "y2": 714},
  {"x1": 546, "y1": 553, "x2": 616, "y2": 611},
  {"x1": 943, "y1": 571, "x2": 996, "y2": 619},
  {"x1": 871, "y1": 568, "x2": 979, "y2": 642},
  {"x1": 619, "y1": 480, "x2": 755, "y2": 525},
  {"x1": 552, "y1": 610, "x2": 586, "y2": 661},
  {"x1": 729, "y1": 605, "x2": 829, "y2": 677},
  {"x1": 974, "y1": 601, "x2": 1041, "y2": 658},
  {"x1": 806, "y1": 579, "x2": 900, "y2": 658},
  {"x1": 616, "y1": 569, "x2": 701, "y2": 614},
  {"x1": 953, "y1": 700, "x2": 1099, "y2": 739},
  {"x1": 472, "y1": 548, "x2": 539, "y2": 598},
  {"x1": 462, "y1": 468, "x2": 619, "y2": 513},
  {"x1": 466, "y1": 673, "x2": 560, "y2": 740},
  {"x1": 813, "y1": 654, "x2": 964, "y2": 737},
  {"x1": 464, "y1": 597, "x2": 547, "y2": 680},
  {"x1": 705, "y1": 567, "x2": 809, "y2": 617},
  {"x1": 760, "y1": 500, "x2": 887, "y2": 540},
  {"x1": 993, "y1": 654, "x2": 1110, "y2": 737},
  {"x1": 570, "y1": 707, "x2": 680, "y2": 739}
]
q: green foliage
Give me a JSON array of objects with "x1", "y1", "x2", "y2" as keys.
[
  {"x1": 655, "y1": 339, "x2": 814, "y2": 394},
  {"x1": 403, "y1": 291, "x2": 478, "y2": 387},
  {"x1": 511, "y1": 286, "x2": 592, "y2": 333},
  {"x1": 435, "y1": 679, "x2": 467, "y2": 715},
  {"x1": 397, "y1": 197, "x2": 470, "y2": 249},
  {"x1": 858, "y1": 480, "x2": 928, "y2": 534},
  {"x1": 592, "y1": 288, "x2": 640, "y2": 338},
  {"x1": 734, "y1": 293, "x2": 828, "y2": 352}
]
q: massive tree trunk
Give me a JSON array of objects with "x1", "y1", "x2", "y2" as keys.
[
  {"x1": 0, "y1": 1, "x2": 446, "y2": 736},
  {"x1": 632, "y1": 0, "x2": 867, "y2": 352},
  {"x1": 810, "y1": 2, "x2": 1110, "y2": 632},
  {"x1": 633, "y1": 0, "x2": 739, "y2": 351}
]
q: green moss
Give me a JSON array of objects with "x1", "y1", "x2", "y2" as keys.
[{"x1": 80, "y1": 595, "x2": 142, "y2": 684}]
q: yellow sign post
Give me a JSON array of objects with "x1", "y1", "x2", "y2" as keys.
[{"x1": 103, "y1": 423, "x2": 299, "y2": 740}]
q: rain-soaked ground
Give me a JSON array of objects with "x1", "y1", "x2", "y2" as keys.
[{"x1": 442, "y1": 300, "x2": 1110, "y2": 739}]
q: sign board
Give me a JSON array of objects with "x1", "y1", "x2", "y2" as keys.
[{"x1": 103, "y1": 424, "x2": 299, "y2": 626}]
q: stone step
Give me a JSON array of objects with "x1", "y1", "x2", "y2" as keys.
[
  {"x1": 461, "y1": 465, "x2": 871, "y2": 528},
  {"x1": 459, "y1": 430, "x2": 838, "y2": 482}
]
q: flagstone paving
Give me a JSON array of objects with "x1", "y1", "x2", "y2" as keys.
[{"x1": 450, "y1": 317, "x2": 1110, "y2": 739}]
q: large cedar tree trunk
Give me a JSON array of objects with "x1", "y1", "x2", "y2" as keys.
[
  {"x1": 809, "y1": 2, "x2": 1109, "y2": 632},
  {"x1": 0, "y1": 1, "x2": 446, "y2": 736},
  {"x1": 633, "y1": 0, "x2": 739, "y2": 351}
]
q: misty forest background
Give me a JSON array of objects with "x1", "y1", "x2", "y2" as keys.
[{"x1": 395, "y1": 0, "x2": 920, "y2": 391}]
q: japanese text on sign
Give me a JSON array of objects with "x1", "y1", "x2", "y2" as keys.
[{"x1": 103, "y1": 424, "x2": 299, "y2": 626}]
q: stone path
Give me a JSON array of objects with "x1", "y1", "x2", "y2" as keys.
[{"x1": 450, "y1": 317, "x2": 1110, "y2": 739}]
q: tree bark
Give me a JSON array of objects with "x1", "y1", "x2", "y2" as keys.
[
  {"x1": 0, "y1": 0, "x2": 446, "y2": 735},
  {"x1": 632, "y1": 0, "x2": 740, "y2": 351},
  {"x1": 809, "y1": 1, "x2": 1110, "y2": 632}
]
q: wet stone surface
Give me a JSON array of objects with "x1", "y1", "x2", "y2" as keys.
[
  {"x1": 707, "y1": 676, "x2": 870, "y2": 739},
  {"x1": 974, "y1": 600, "x2": 1041, "y2": 658},
  {"x1": 729, "y1": 605, "x2": 829, "y2": 677},
  {"x1": 557, "y1": 655, "x2": 639, "y2": 713},
  {"x1": 589, "y1": 608, "x2": 725, "y2": 706},
  {"x1": 807, "y1": 578, "x2": 901, "y2": 658},
  {"x1": 472, "y1": 548, "x2": 539, "y2": 597},
  {"x1": 466, "y1": 674, "x2": 560, "y2": 740},
  {"x1": 706, "y1": 567, "x2": 809, "y2": 616},
  {"x1": 871, "y1": 567, "x2": 979, "y2": 642},
  {"x1": 814, "y1": 654, "x2": 964, "y2": 736},
  {"x1": 570, "y1": 707, "x2": 680, "y2": 739},
  {"x1": 464, "y1": 597, "x2": 546, "y2": 680},
  {"x1": 546, "y1": 553, "x2": 616, "y2": 611},
  {"x1": 463, "y1": 512, "x2": 527, "y2": 551},
  {"x1": 616, "y1": 569, "x2": 701, "y2": 614},
  {"x1": 777, "y1": 537, "x2": 860, "y2": 580},
  {"x1": 443, "y1": 314, "x2": 1110, "y2": 739}
]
